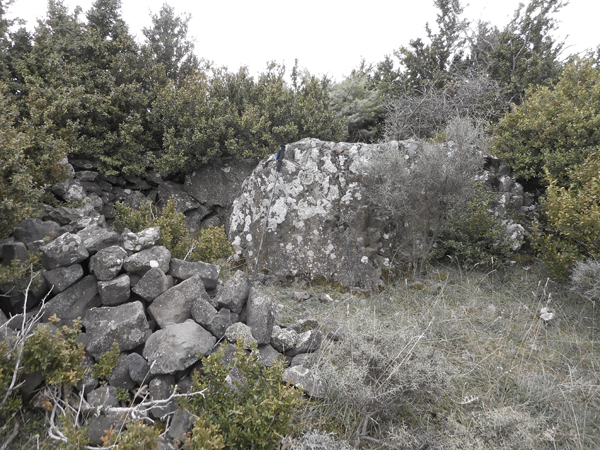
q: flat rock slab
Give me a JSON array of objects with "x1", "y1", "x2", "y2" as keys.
[
  {"x1": 144, "y1": 320, "x2": 216, "y2": 375},
  {"x1": 83, "y1": 301, "x2": 151, "y2": 360},
  {"x1": 123, "y1": 245, "x2": 171, "y2": 275},
  {"x1": 76, "y1": 225, "x2": 120, "y2": 254},
  {"x1": 43, "y1": 275, "x2": 99, "y2": 326},
  {"x1": 169, "y1": 258, "x2": 220, "y2": 289}
]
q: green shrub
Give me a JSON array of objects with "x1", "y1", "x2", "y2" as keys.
[
  {"x1": 492, "y1": 58, "x2": 600, "y2": 187},
  {"x1": 0, "y1": 84, "x2": 68, "y2": 238},
  {"x1": 531, "y1": 149, "x2": 600, "y2": 279},
  {"x1": 92, "y1": 342, "x2": 120, "y2": 382},
  {"x1": 432, "y1": 183, "x2": 514, "y2": 269},
  {"x1": 113, "y1": 198, "x2": 233, "y2": 263},
  {"x1": 101, "y1": 420, "x2": 161, "y2": 450},
  {"x1": 182, "y1": 340, "x2": 301, "y2": 450},
  {"x1": 22, "y1": 315, "x2": 85, "y2": 386},
  {"x1": 183, "y1": 416, "x2": 225, "y2": 450}
]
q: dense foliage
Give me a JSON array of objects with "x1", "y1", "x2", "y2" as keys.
[
  {"x1": 183, "y1": 341, "x2": 301, "y2": 450},
  {"x1": 493, "y1": 58, "x2": 600, "y2": 187}
]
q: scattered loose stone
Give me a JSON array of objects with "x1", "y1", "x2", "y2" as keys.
[
  {"x1": 293, "y1": 291, "x2": 311, "y2": 301},
  {"x1": 282, "y1": 366, "x2": 325, "y2": 398}
]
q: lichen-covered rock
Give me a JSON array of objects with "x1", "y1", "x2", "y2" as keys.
[
  {"x1": 83, "y1": 301, "x2": 151, "y2": 359},
  {"x1": 76, "y1": 225, "x2": 119, "y2": 254},
  {"x1": 40, "y1": 233, "x2": 89, "y2": 269},
  {"x1": 270, "y1": 326, "x2": 300, "y2": 353},
  {"x1": 224, "y1": 322, "x2": 257, "y2": 347},
  {"x1": 229, "y1": 138, "x2": 391, "y2": 290},
  {"x1": 123, "y1": 245, "x2": 171, "y2": 275},
  {"x1": 143, "y1": 320, "x2": 216, "y2": 375},
  {"x1": 89, "y1": 246, "x2": 128, "y2": 281},
  {"x1": 285, "y1": 330, "x2": 323, "y2": 357},
  {"x1": 282, "y1": 365, "x2": 325, "y2": 398},
  {"x1": 121, "y1": 227, "x2": 161, "y2": 252}
]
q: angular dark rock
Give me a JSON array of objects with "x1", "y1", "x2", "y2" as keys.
[
  {"x1": 169, "y1": 258, "x2": 220, "y2": 290},
  {"x1": 2, "y1": 241, "x2": 29, "y2": 264},
  {"x1": 131, "y1": 267, "x2": 172, "y2": 302},
  {"x1": 158, "y1": 181, "x2": 201, "y2": 213},
  {"x1": 77, "y1": 225, "x2": 120, "y2": 254},
  {"x1": 89, "y1": 246, "x2": 128, "y2": 281},
  {"x1": 246, "y1": 288, "x2": 275, "y2": 345},
  {"x1": 148, "y1": 274, "x2": 207, "y2": 328},
  {"x1": 127, "y1": 352, "x2": 151, "y2": 385},
  {"x1": 43, "y1": 264, "x2": 84, "y2": 294},
  {"x1": 97, "y1": 274, "x2": 131, "y2": 306},
  {"x1": 87, "y1": 416, "x2": 116, "y2": 447},
  {"x1": 123, "y1": 245, "x2": 171, "y2": 275},
  {"x1": 149, "y1": 375, "x2": 176, "y2": 419},
  {"x1": 258, "y1": 344, "x2": 284, "y2": 367},
  {"x1": 168, "y1": 409, "x2": 195, "y2": 442},
  {"x1": 143, "y1": 320, "x2": 216, "y2": 375},
  {"x1": 214, "y1": 270, "x2": 250, "y2": 313},
  {"x1": 43, "y1": 275, "x2": 99, "y2": 326},
  {"x1": 40, "y1": 233, "x2": 89, "y2": 270},
  {"x1": 42, "y1": 202, "x2": 97, "y2": 226},
  {"x1": 184, "y1": 158, "x2": 258, "y2": 208},
  {"x1": 108, "y1": 354, "x2": 136, "y2": 390},
  {"x1": 83, "y1": 301, "x2": 151, "y2": 360},
  {"x1": 13, "y1": 218, "x2": 61, "y2": 248},
  {"x1": 190, "y1": 296, "x2": 226, "y2": 339}
]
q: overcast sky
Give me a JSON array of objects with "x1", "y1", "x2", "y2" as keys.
[{"x1": 6, "y1": 0, "x2": 599, "y2": 81}]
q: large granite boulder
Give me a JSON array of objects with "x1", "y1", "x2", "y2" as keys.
[{"x1": 229, "y1": 138, "x2": 391, "y2": 290}]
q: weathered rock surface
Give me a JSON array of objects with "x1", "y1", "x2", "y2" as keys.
[
  {"x1": 89, "y1": 245, "x2": 128, "y2": 281},
  {"x1": 43, "y1": 264, "x2": 84, "y2": 294},
  {"x1": 246, "y1": 288, "x2": 275, "y2": 345},
  {"x1": 143, "y1": 320, "x2": 216, "y2": 375},
  {"x1": 131, "y1": 267, "x2": 172, "y2": 302},
  {"x1": 13, "y1": 218, "x2": 61, "y2": 248},
  {"x1": 43, "y1": 275, "x2": 99, "y2": 325},
  {"x1": 158, "y1": 181, "x2": 201, "y2": 213},
  {"x1": 83, "y1": 301, "x2": 151, "y2": 359},
  {"x1": 282, "y1": 365, "x2": 325, "y2": 398},
  {"x1": 168, "y1": 258, "x2": 220, "y2": 290},
  {"x1": 148, "y1": 274, "x2": 207, "y2": 328},
  {"x1": 215, "y1": 270, "x2": 250, "y2": 313},
  {"x1": 40, "y1": 232, "x2": 89, "y2": 270},
  {"x1": 121, "y1": 227, "x2": 161, "y2": 252},
  {"x1": 97, "y1": 274, "x2": 131, "y2": 306},
  {"x1": 123, "y1": 246, "x2": 171, "y2": 275},
  {"x1": 229, "y1": 139, "x2": 390, "y2": 290},
  {"x1": 76, "y1": 225, "x2": 120, "y2": 254}
]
